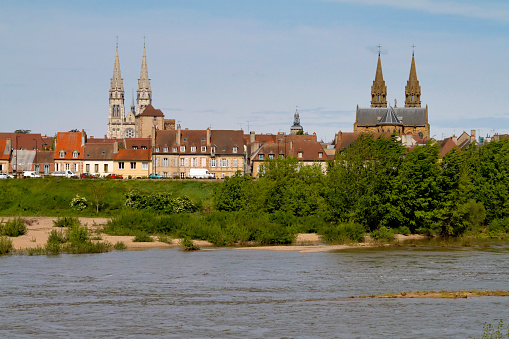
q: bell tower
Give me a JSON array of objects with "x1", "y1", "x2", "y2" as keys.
[
  {"x1": 405, "y1": 49, "x2": 421, "y2": 107},
  {"x1": 108, "y1": 43, "x2": 125, "y2": 138},
  {"x1": 371, "y1": 48, "x2": 387, "y2": 108},
  {"x1": 136, "y1": 40, "x2": 152, "y2": 115}
]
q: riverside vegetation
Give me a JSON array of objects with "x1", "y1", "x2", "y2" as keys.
[{"x1": 1, "y1": 135, "x2": 509, "y2": 247}]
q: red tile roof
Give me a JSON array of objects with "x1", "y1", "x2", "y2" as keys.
[
  {"x1": 439, "y1": 138, "x2": 458, "y2": 158},
  {"x1": 113, "y1": 149, "x2": 151, "y2": 161},
  {"x1": 254, "y1": 135, "x2": 331, "y2": 161},
  {"x1": 138, "y1": 104, "x2": 164, "y2": 117},
  {"x1": 125, "y1": 138, "x2": 151, "y2": 149},
  {"x1": 0, "y1": 140, "x2": 11, "y2": 160},
  {"x1": 54, "y1": 132, "x2": 85, "y2": 160},
  {"x1": 0, "y1": 133, "x2": 47, "y2": 150}
]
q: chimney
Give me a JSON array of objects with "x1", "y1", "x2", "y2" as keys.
[
  {"x1": 206, "y1": 127, "x2": 211, "y2": 146},
  {"x1": 177, "y1": 124, "x2": 181, "y2": 146},
  {"x1": 5, "y1": 138, "x2": 11, "y2": 154},
  {"x1": 81, "y1": 129, "x2": 87, "y2": 146},
  {"x1": 470, "y1": 129, "x2": 476, "y2": 143},
  {"x1": 250, "y1": 131, "x2": 255, "y2": 143},
  {"x1": 151, "y1": 126, "x2": 156, "y2": 148},
  {"x1": 113, "y1": 141, "x2": 119, "y2": 154}
]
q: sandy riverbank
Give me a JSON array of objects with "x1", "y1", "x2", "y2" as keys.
[{"x1": 3, "y1": 217, "x2": 427, "y2": 253}]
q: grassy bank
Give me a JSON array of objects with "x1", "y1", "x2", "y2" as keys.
[{"x1": 0, "y1": 178, "x2": 218, "y2": 217}]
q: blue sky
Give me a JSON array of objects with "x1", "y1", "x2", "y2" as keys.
[{"x1": 1, "y1": 0, "x2": 508, "y2": 141}]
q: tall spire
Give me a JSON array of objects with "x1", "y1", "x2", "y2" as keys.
[
  {"x1": 108, "y1": 43, "x2": 125, "y2": 139},
  {"x1": 110, "y1": 45, "x2": 124, "y2": 92},
  {"x1": 405, "y1": 51, "x2": 421, "y2": 107},
  {"x1": 371, "y1": 52, "x2": 387, "y2": 107},
  {"x1": 136, "y1": 41, "x2": 152, "y2": 115}
]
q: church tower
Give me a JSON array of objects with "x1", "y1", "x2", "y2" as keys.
[
  {"x1": 405, "y1": 51, "x2": 421, "y2": 107},
  {"x1": 107, "y1": 44, "x2": 125, "y2": 139},
  {"x1": 371, "y1": 52, "x2": 387, "y2": 108},
  {"x1": 136, "y1": 43, "x2": 152, "y2": 115}
]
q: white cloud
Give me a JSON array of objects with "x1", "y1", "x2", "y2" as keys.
[{"x1": 324, "y1": 0, "x2": 509, "y2": 22}]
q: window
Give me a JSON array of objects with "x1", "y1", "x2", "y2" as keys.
[
  {"x1": 133, "y1": 146, "x2": 138, "y2": 150},
  {"x1": 210, "y1": 158, "x2": 217, "y2": 167},
  {"x1": 163, "y1": 147, "x2": 168, "y2": 152},
  {"x1": 0, "y1": 164, "x2": 3, "y2": 171},
  {"x1": 183, "y1": 138, "x2": 187, "y2": 142},
  {"x1": 211, "y1": 146, "x2": 216, "y2": 153},
  {"x1": 180, "y1": 146, "x2": 186, "y2": 152},
  {"x1": 221, "y1": 159, "x2": 228, "y2": 167},
  {"x1": 118, "y1": 162, "x2": 124, "y2": 169},
  {"x1": 202, "y1": 137, "x2": 206, "y2": 141},
  {"x1": 35, "y1": 164, "x2": 40, "y2": 173},
  {"x1": 74, "y1": 164, "x2": 79, "y2": 172},
  {"x1": 298, "y1": 151, "x2": 303, "y2": 158},
  {"x1": 233, "y1": 159, "x2": 238, "y2": 167},
  {"x1": 142, "y1": 162, "x2": 148, "y2": 170},
  {"x1": 163, "y1": 172, "x2": 168, "y2": 178},
  {"x1": 65, "y1": 163, "x2": 70, "y2": 171},
  {"x1": 184, "y1": 158, "x2": 189, "y2": 167},
  {"x1": 191, "y1": 146, "x2": 196, "y2": 152},
  {"x1": 172, "y1": 147, "x2": 177, "y2": 153},
  {"x1": 154, "y1": 147, "x2": 160, "y2": 152},
  {"x1": 86, "y1": 164, "x2": 90, "y2": 172},
  {"x1": 201, "y1": 146, "x2": 207, "y2": 152},
  {"x1": 201, "y1": 158, "x2": 206, "y2": 167},
  {"x1": 173, "y1": 158, "x2": 178, "y2": 167},
  {"x1": 130, "y1": 162, "x2": 136, "y2": 170},
  {"x1": 104, "y1": 164, "x2": 108, "y2": 173},
  {"x1": 55, "y1": 163, "x2": 60, "y2": 171},
  {"x1": 141, "y1": 146, "x2": 147, "y2": 149},
  {"x1": 233, "y1": 146, "x2": 238, "y2": 153},
  {"x1": 59, "y1": 150, "x2": 65, "y2": 158},
  {"x1": 191, "y1": 158, "x2": 197, "y2": 167},
  {"x1": 163, "y1": 158, "x2": 169, "y2": 167},
  {"x1": 73, "y1": 151, "x2": 79, "y2": 159},
  {"x1": 259, "y1": 154, "x2": 264, "y2": 160},
  {"x1": 179, "y1": 158, "x2": 185, "y2": 166},
  {"x1": 268, "y1": 154, "x2": 274, "y2": 159},
  {"x1": 156, "y1": 158, "x2": 160, "y2": 166},
  {"x1": 318, "y1": 152, "x2": 323, "y2": 159},
  {"x1": 222, "y1": 173, "x2": 226, "y2": 179},
  {"x1": 279, "y1": 154, "x2": 284, "y2": 159},
  {"x1": 94, "y1": 164, "x2": 99, "y2": 173},
  {"x1": 180, "y1": 172, "x2": 185, "y2": 179},
  {"x1": 44, "y1": 165, "x2": 49, "y2": 175}
]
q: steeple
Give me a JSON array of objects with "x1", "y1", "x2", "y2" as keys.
[
  {"x1": 405, "y1": 51, "x2": 421, "y2": 107},
  {"x1": 371, "y1": 51, "x2": 387, "y2": 107},
  {"x1": 290, "y1": 107, "x2": 303, "y2": 135},
  {"x1": 136, "y1": 41, "x2": 152, "y2": 115},
  {"x1": 108, "y1": 43, "x2": 125, "y2": 139}
]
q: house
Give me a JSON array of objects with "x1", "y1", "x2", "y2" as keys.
[
  {"x1": 54, "y1": 130, "x2": 86, "y2": 174},
  {"x1": 83, "y1": 142, "x2": 118, "y2": 176},
  {"x1": 0, "y1": 133, "x2": 48, "y2": 150},
  {"x1": 153, "y1": 126, "x2": 245, "y2": 178},
  {"x1": 250, "y1": 134, "x2": 332, "y2": 177},
  {"x1": 113, "y1": 149, "x2": 152, "y2": 178},
  {"x1": 0, "y1": 139, "x2": 11, "y2": 173},
  {"x1": 32, "y1": 151, "x2": 55, "y2": 176}
]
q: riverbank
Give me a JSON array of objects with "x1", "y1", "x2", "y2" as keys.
[{"x1": 5, "y1": 217, "x2": 431, "y2": 253}]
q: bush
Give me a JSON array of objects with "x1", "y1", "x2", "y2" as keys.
[
  {"x1": 0, "y1": 236, "x2": 14, "y2": 255},
  {"x1": 47, "y1": 229, "x2": 68, "y2": 244},
  {"x1": 157, "y1": 234, "x2": 173, "y2": 244},
  {"x1": 1, "y1": 217, "x2": 27, "y2": 237},
  {"x1": 113, "y1": 241, "x2": 127, "y2": 250},
  {"x1": 371, "y1": 226, "x2": 395, "y2": 242},
  {"x1": 180, "y1": 237, "x2": 200, "y2": 251},
  {"x1": 53, "y1": 216, "x2": 80, "y2": 228},
  {"x1": 394, "y1": 226, "x2": 411, "y2": 235},
  {"x1": 319, "y1": 222, "x2": 366, "y2": 244},
  {"x1": 133, "y1": 232, "x2": 153, "y2": 242}
]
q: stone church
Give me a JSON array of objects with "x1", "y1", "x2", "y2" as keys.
[
  {"x1": 107, "y1": 44, "x2": 153, "y2": 139},
  {"x1": 354, "y1": 51, "x2": 430, "y2": 139}
]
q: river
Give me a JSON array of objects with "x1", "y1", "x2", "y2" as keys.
[{"x1": 1, "y1": 246, "x2": 508, "y2": 338}]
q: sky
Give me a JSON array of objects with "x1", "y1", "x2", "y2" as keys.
[{"x1": 1, "y1": 0, "x2": 509, "y2": 142}]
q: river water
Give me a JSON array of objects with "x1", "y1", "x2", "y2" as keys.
[{"x1": 1, "y1": 247, "x2": 508, "y2": 338}]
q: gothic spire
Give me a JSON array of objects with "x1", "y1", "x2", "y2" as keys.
[
  {"x1": 405, "y1": 52, "x2": 421, "y2": 107},
  {"x1": 371, "y1": 52, "x2": 387, "y2": 107},
  {"x1": 110, "y1": 45, "x2": 124, "y2": 92},
  {"x1": 136, "y1": 42, "x2": 152, "y2": 115}
]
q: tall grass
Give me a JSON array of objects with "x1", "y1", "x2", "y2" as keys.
[
  {"x1": 0, "y1": 236, "x2": 14, "y2": 255},
  {"x1": 1, "y1": 217, "x2": 27, "y2": 237}
]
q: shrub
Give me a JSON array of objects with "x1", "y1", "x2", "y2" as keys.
[
  {"x1": 47, "y1": 229, "x2": 68, "y2": 244},
  {"x1": 63, "y1": 241, "x2": 112, "y2": 254},
  {"x1": 157, "y1": 234, "x2": 173, "y2": 244},
  {"x1": 488, "y1": 218, "x2": 509, "y2": 236},
  {"x1": 371, "y1": 226, "x2": 395, "y2": 242},
  {"x1": 132, "y1": 232, "x2": 154, "y2": 242},
  {"x1": 53, "y1": 216, "x2": 80, "y2": 228},
  {"x1": 0, "y1": 236, "x2": 14, "y2": 255},
  {"x1": 68, "y1": 224, "x2": 89, "y2": 244},
  {"x1": 394, "y1": 226, "x2": 411, "y2": 235},
  {"x1": 1, "y1": 217, "x2": 27, "y2": 237},
  {"x1": 70, "y1": 194, "x2": 88, "y2": 211},
  {"x1": 24, "y1": 246, "x2": 45, "y2": 256},
  {"x1": 319, "y1": 222, "x2": 366, "y2": 244},
  {"x1": 179, "y1": 237, "x2": 200, "y2": 251},
  {"x1": 113, "y1": 241, "x2": 127, "y2": 250}
]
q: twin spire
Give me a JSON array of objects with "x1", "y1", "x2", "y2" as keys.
[
  {"x1": 109, "y1": 41, "x2": 152, "y2": 117},
  {"x1": 370, "y1": 49, "x2": 421, "y2": 108}
]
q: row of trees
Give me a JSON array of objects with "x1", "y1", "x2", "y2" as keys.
[{"x1": 215, "y1": 134, "x2": 509, "y2": 237}]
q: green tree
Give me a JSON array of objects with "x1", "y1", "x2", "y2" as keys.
[{"x1": 214, "y1": 172, "x2": 252, "y2": 212}]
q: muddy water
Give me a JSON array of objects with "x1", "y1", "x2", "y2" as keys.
[{"x1": 1, "y1": 247, "x2": 508, "y2": 338}]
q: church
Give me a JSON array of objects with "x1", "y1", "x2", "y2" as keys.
[
  {"x1": 107, "y1": 44, "x2": 153, "y2": 139},
  {"x1": 354, "y1": 51, "x2": 430, "y2": 139}
]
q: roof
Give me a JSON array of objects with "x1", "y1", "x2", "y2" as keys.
[
  {"x1": 0, "y1": 133, "x2": 47, "y2": 150},
  {"x1": 253, "y1": 135, "x2": 331, "y2": 162},
  {"x1": 378, "y1": 106, "x2": 402, "y2": 124},
  {"x1": 154, "y1": 130, "x2": 178, "y2": 149},
  {"x1": 211, "y1": 130, "x2": 244, "y2": 155},
  {"x1": 53, "y1": 132, "x2": 85, "y2": 160},
  {"x1": 335, "y1": 131, "x2": 393, "y2": 151},
  {"x1": 34, "y1": 151, "x2": 54, "y2": 164},
  {"x1": 0, "y1": 140, "x2": 11, "y2": 160},
  {"x1": 138, "y1": 104, "x2": 164, "y2": 117},
  {"x1": 87, "y1": 138, "x2": 117, "y2": 144},
  {"x1": 439, "y1": 138, "x2": 458, "y2": 158},
  {"x1": 244, "y1": 134, "x2": 279, "y2": 144},
  {"x1": 84, "y1": 143, "x2": 115, "y2": 160},
  {"x1": 357, "y1": 107, "x2": 427, "y2": 126},
  {"x1": 113, "y1": 149, "x2": 151, "y2": 161},
  {"x1": 125, "y1": 138, "x2": 151, "y2": 149},
  {"x1": 154, "y1": 129, "x2": 245, "y2": 155}
]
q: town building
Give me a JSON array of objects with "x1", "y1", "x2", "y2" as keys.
[
  {"x1": 82, "y1": 142, "x2": 118, "y2": 176},
  {"x1": 113, "y1": 148, "x2": 152, "y2": 178},
  {"x1": 54, "y1": 130, "x2": 86, "y2": 174},
  {"x1": 354, "y1": 51, "x2": 430, "y2": 139}
]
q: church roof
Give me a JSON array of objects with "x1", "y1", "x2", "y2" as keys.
[
  {"x1": 356, "y1": 107, "x2": 427, "y2": 126},
  {"x1": 138, "y1": 104, "x2": 164, "y2": 117},
  {"x1": 378, "y1": 106, "x2": 402, "y2": 125}
]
